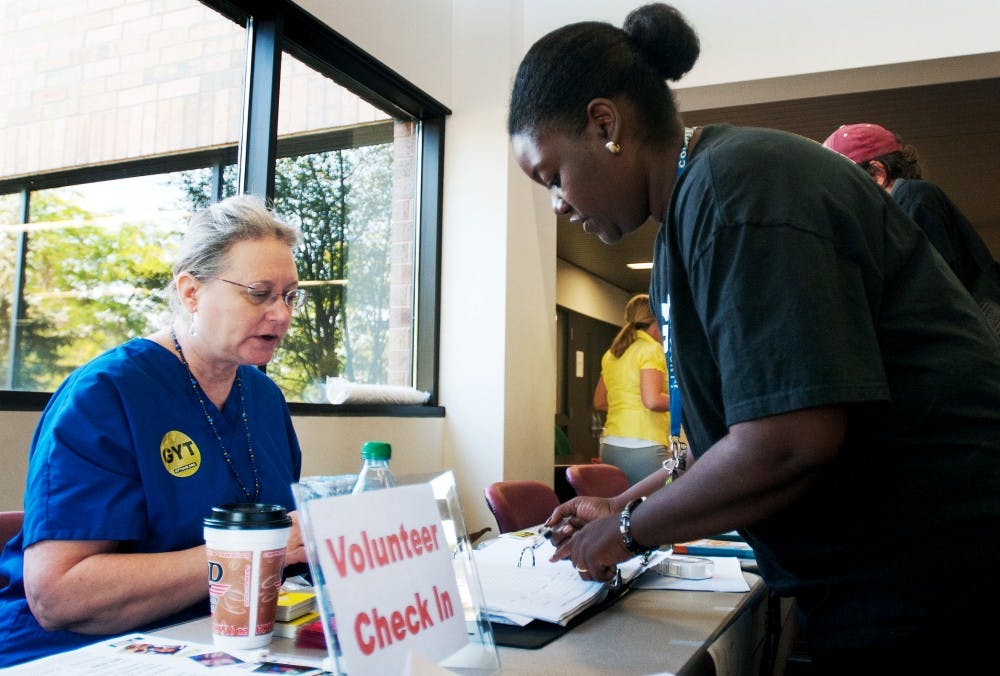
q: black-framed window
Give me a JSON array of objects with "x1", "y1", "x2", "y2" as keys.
[{"x1": 0, "y1": 0, "x2": 448, "y2": 412}]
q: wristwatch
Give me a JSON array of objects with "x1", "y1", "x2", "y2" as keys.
[{"x1": 619, "y1": 497, "x2": 654, "y2": 556}]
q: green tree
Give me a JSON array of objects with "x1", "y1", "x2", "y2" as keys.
[
  {"x1": 270, "y1": 144, "x2": 394, "y2": 399},
  {"x1": 0, "y1": 194, "x2": 20, "y2": 387},
  {"x1": 339, "y1": 144, "x2": 393, "y2": 384},
  {"x1": 271, "y1": 150, "x2": 352, "y2": 398},
  {"x1": 1, "y1": 190, "x2": 178, "y2": 391}
]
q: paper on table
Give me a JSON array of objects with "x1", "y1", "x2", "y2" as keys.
[
  {"x1": 2, "y1": 633, "x2": 324, "y2": 674},
  {"x1": 632, "y1": 555, "x2": 750, "y2": 592}
]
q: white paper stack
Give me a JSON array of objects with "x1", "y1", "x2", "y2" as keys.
[{"x1": 325, "y1": 376, "x2": 430, "y2": 405}]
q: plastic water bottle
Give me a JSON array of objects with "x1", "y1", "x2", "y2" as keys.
[{"x1": 350, "y1": 441, "x2": 397, "y2": 493}]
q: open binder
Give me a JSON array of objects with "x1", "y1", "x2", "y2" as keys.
[
  {"x1": 491, "y1": 585, "x2": 633, "y2": 650},
  {"x1": 292, "y1": 471, "x2": 500, "y2": 675},
  {"x1": 472, "y1": 534, "x2": 669, "y2": 648}
]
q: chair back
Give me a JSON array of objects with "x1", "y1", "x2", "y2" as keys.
[
  {"x1": 483, "y1": 481, "x2": 560, "y2": 534},
  {"x1": 0, "y1": 510, "x2": 24, "y2": 586},
  {"x1": 0, "y1": 510, "x2": 23, "y2": 547},
  {"x1": 565, "y1": 464, "x2": 629, "y2": 498}
]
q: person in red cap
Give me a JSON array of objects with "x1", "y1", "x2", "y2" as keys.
[
  {"x1": 824, "y1": 123, "x2": 1000, "y2": 336},
  {"x1": 821, "y1": 123, "x2": 916, "y2": 182}
]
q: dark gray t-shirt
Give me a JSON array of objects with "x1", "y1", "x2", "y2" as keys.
[
  {"x1": 891, "y1": 178, "x2": 1000, "y2": 335},
  {"x1": 651, "y1": 124, "x2": 1000, "y2": 650}
]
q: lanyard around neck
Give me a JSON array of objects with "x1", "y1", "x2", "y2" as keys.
[
  {"x1": 665, "y1": 127, "x2": 695, "y2": 439},
  {"x1": 676, "y1": 126, "x2": 695, "y2": 178}
]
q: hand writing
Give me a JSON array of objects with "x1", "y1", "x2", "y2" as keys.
[
  {"x1": 544, "y1": 496, "x2": 617, "y2": 561},
  {"x1": 558, "y1": 515, "x2": 632, "y2": 583}
]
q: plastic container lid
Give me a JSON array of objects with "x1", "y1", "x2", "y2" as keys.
[
  {"x1": 203, "y1": 503, "x2": 292, "y2": 529},
  {"x1": 361, "y1": 440, "x2": 392, "y2": 460}
]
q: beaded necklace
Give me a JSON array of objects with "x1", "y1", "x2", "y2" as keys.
[{"x1": 170, "y1": 328, "x2": 260, "y2": 502}]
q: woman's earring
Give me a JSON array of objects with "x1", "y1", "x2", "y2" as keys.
[
  {"x1": 605, "y1": 140, "x2": 621, "y2": 155},
  {"x1": 189, "y1": 310, "x2": 198, "y2": 337}
]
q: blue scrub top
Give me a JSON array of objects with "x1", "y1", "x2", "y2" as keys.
[{"x1": 0, "y1": 338, "x2": 302, "y2": 666}]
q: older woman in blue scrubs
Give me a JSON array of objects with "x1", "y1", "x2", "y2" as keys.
[{"x1": 0, "y1": 195, "x2": 308, "y2": 667}]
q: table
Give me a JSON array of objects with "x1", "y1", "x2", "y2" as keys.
[
  {"x1": 496, "y1": 574, "x2": 767, "y2": 675},
  {"x1": 158, "y1": 572, "x2": 767, "y2": 676}
]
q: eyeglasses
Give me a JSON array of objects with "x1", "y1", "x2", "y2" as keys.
[
  {"x1": 208, "y1": 277, "x2": 307, "y2": 310},
  {"x1": 518, "y1": 538, "x2": 544, "y2": 568}
]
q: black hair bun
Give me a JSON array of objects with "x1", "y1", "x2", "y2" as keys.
[{"x1": 624, "y1": 3, "x2": 700, "y2": 82}]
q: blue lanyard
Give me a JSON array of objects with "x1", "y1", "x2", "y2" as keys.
[
  {"x1": 676, "y1": 126, "x2": 694, "y2": 177},
  {"x1": 663, "y1": 297, "x2": 682, "y2": 437},
  {"x1": 665, "y1": 128, "x2": 694, "y2": 438}
]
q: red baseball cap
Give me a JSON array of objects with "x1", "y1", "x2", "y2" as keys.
[{"x1": 822, "y1": 123, "x2": 902, "y2": 164}]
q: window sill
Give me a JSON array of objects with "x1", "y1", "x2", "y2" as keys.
[
  {"x1": 0, "y1": 391, "x2": 444, "y2": 418},
  {"x1": 288, "y1": 402, "x2": 445, "y2": 417}
]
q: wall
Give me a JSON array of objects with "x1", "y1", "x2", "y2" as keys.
[
  {"x1": 0, "y1": 410, "x2": 446, "y2": 513},
  {"x1": 290, "y1": 416, "x2": 445, "y2": 479},
  {"x1": 0, "y1": 0, "x2": 389, "y2": 180},
  {"x1": 557, "y1": 259, "x2": 631, "y2": 326},
  {"x1": 520, "y1": 1, "x2": 1000, "y2": 90},
  {"x1": 1, "y1": 413, "x2": 34, "y2": 510}
]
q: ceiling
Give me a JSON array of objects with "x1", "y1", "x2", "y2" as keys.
[{"x1": 557, "y1": 77, "x2": 1000, "y2": 294}]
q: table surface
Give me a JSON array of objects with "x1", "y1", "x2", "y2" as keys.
[{"x1": 158, "y1": 572, "x2": 765, "y2": 676}]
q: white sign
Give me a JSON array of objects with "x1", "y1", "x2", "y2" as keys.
[{"x1": 307, "y1": 483, "x2": 468, "y2": 674}]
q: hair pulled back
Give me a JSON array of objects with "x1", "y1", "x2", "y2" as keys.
[
  {"x1": 508, "y1": 3, "x2": 699, "y2": 148},
  {"x1": 168, "y1": 194, "x2": 302, "y2": 315},
  {"x1": 609, "y1": 294, "x2": 657, "y2": 358},
  {"x1": 863, "y1": 144, "x2": 923, "y2": 182}
]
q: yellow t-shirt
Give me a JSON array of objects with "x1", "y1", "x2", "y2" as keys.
[{"x1": 601, "y1": 331, "x2": 671, "y2": 446}]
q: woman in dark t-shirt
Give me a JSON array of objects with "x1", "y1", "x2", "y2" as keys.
[{"x1": 508, "y1": 4, "x2": 1000, "y2": 674}]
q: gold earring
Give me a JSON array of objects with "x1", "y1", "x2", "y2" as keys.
[{"x1": 605, "y1": 140, "x2": 621, "y2": 155}]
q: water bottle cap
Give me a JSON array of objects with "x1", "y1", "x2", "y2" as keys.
[{"x1": 361, "y1": 440, "x2": 392, "y2": 460}]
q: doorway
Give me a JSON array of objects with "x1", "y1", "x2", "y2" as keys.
[{"x1": 555, "y1": 305, "x2": 618, "y2": 465}]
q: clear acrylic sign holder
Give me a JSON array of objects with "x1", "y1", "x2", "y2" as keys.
[{"x1": 292, "y1": 471, "x2": 500, "y2": 675}]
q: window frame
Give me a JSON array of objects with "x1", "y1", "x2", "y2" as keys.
[{"x1": 0, "y1": 0, "x2": 448, "y2": 416}]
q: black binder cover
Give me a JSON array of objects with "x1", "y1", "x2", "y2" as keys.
[{"x1": 491, "y1": 585, "x2": 632, "y2": 649}]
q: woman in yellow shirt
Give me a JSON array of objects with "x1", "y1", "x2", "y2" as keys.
[{"x1": 593, "y1": 294, "x2": 670, "y2": 485}]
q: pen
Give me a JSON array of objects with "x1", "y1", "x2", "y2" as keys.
[{"x1": 541, "y1": 514, "x2": 576, "y2": 539}]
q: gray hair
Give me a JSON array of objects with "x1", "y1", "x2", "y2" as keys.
[{"x1": 168, "y1": 194, "x2": 302, "y2": 314}]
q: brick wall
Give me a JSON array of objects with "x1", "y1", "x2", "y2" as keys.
[
  {"x1": 0, "y1": 0, "x2": 386, "y2": 180},
  {"x1": 0, "y1": 0, "x2": 415, "y2": 388},
  {"x1": 388, "y1": 121, "x2": 416, "y2": 386}
]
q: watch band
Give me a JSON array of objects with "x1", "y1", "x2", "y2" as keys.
[{"x1": 619, "y1": 497, "x2": 654, "y2": 556}]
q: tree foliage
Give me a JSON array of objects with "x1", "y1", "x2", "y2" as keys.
[
  {"x1": 2, "y1": 142, "x2": 395, "y2": 401},
  {"x1": 1, "y1": 191, "x2": 177, "y2": 390},
  {"x1": 177, "y1": 144, "x2": 395, "y2": 401}
]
